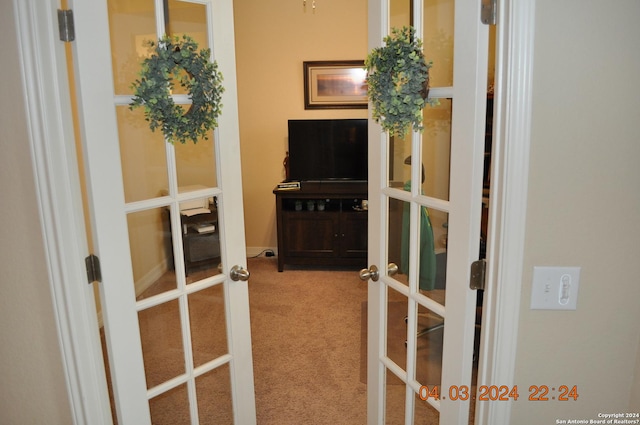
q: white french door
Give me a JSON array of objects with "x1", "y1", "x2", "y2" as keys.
[
  {"x1": 69, "y1": 0, "x2": 256, "y2": 423},
  {"x1": 366, "y1": 0, "x2": 488, "y2": 423}
]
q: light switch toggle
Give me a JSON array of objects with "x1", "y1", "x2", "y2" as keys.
[
  {"x1": 531, "y1": 266, "x2": 580, "y2": 310},
  {"x1": 559, "y1": 274, "x2": 571, "y2": 305}
]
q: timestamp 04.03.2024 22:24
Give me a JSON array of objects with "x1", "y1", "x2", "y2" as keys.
[{"x1": 419, "y1": 385, "x2": 579, "y2": 402}]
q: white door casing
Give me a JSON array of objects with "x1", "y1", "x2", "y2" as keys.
[
  {"x1": 474, "y1": 1, "x2": 536, "y2": 423},
  {"x1": 12, "y1": 0, "x2": 115, "y2": 422}
]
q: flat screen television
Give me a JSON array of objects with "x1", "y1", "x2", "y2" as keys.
[{"x1": 287, "y1": 119, "x2": 368, "y2": 182}]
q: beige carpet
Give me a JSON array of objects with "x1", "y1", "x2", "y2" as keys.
[{"x1": 248, "y1": 258, "x2": 368, "y2": 424}]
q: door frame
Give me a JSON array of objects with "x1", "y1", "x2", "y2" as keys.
[
  {"x1": 475, "y1": 0, "x2": 536, "y2": 422},
  {"x1": 14, "y1": 0, "x2": 113, "y2": 422},
  {"x1": 14, "y1": 0, "x2": 535, "y2": 423}
]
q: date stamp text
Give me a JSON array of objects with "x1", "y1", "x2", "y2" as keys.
[{"x1": 419, "y1": 385, "x2": 579, "y2": 401}]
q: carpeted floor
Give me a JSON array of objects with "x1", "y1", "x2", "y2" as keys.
[{"x1": 248, "y1": 257, "x2": 368, "y2": 424}]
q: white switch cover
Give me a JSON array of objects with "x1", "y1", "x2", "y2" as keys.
[{"x1": 530, "y1": 266, "x2": 580, "y2": 310}]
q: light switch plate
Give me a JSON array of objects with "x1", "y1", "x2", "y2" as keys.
[{"x1": 530, "y1": 266, "x2": 581, "y2": 310}]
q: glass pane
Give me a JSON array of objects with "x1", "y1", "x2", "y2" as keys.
[
  {"x1": 166, "y1": 0, "x2": 209, "y2": 95},
  {"x1": 138, "y1": 299, "x2": 185, "y2": 389},
  {"x1": 431, "y1": 208, "x2": 449, "y2": 253},
  {"x1": 175, "y1": 132, "x2": 217, "y2": 189},
  {"x1": 167, "y1": 0, "x2": 208, "y2": 45},
  {"x1": 107, "y1": 0, "x2": 156, "y2": 95},
  {"x1": 413, "y1": 308, "x2": 444, "y2": 389},
  {"x1": 414, "y1": 391, "x2": 440, "y2": 424},
  {"x1": 386, "y1": 289, "x2": 408, "y2": 373},
  {"x1": 388, "y1": 198, "x2": 409, "y2": 288},
  {"x1": 116, "y1": 105, "x2": 169, "y2": 203},
  {"x1": 425, "y1": 209, "x2": 448, "y2": 304},
  {"x1": 196, "y1": 364, "x2": 234, "y2": 424},
  {"x1": 417, "y1": 207, "x2": 447, "y2": 299},
  {"x1": 423, "y1": 0, "x2": 455, "y2": 88},
  {"x1": 189, "y1": 283, "x2": 228, "y2": 368},
  {"x1": 388, "y1": 134, "x2": 411, "y2": 189},
  {"x1": 390, "y1": 0, "x2": 411, "y2": 28},
  {"x1": 129, "y1": 208, "x2": 177, "y2": 299},
  {"x1": 149, "y1": 384, "x2": 190, "y2": 424},
  {"x1": 385, "y1": 368, "x2": 406, "y2": 425},
  {"x1": 179, "y1": 195, "x2": 222, "y2": 280},
  {"x1": 422, "y1": 98, "x2": 452, "y2": 201},
  {"x1": 388, "y1": 197, "x2": 447, "y2": 300}
]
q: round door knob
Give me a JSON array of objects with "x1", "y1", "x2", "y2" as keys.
[
  {"x1": 359, "y1": 265, "x2": 379, "y2": 282},
  {"x1": 359, "y1": 263, "x2": 398, "y2": 282},
  {"x1": 387, "y1": 262, "x2": 399, "y2": 277},
  {"x1": 230, "y1": 265, "x2": 250, "y2": 281}
]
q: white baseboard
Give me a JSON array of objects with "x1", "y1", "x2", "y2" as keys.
[{"x1": 135, "y1": 259, "x2": 169, "y2": 298}]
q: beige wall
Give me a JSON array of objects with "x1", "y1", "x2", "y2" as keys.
[
  {"x1": 0, "y1": 2, "x2": 73, "y2": 423},
  {"x1": 512, "y1": 0, "x2": 640, "y2": 420},
  {"x1": 233, "y1": 0, "x2": 368, "y2": 253}
]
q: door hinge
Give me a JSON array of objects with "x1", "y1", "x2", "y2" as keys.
[
  {"x1": 481, "y1": 0, "x2": 497, "y2": 25},
  {"x1": 57, "y1": 9, "x2": 75, "y2": 42},
  {"x1": 85, "y1": 254, "x2": 102, "y2": 284},
  {"x1": 469, "y1": 259, "x2": 486, "y2": 290}
]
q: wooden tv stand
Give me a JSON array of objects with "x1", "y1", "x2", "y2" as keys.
[{"x1": 273, "y1": 181, "x2": 368, "y2": 272}]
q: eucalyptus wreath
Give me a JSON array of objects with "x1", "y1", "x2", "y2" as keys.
[
  {"x1": 365, "y1": 26, "x2": 436, "y2": 138},
  {"x1": 130, "y1": 34, "x2": 224, "y2": 144}
]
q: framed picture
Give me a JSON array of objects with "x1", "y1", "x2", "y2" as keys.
[{"x1": 303, "y1": 60, "x2": 368, "y2": 109}]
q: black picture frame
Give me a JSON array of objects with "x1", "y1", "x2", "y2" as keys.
[{"x1": 303, "y1": 60, "x2": 368, "y2": 110}]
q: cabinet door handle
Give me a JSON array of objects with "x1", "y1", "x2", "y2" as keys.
[{"x1": 230, "y1": 265, "x2": 250, "y2": 281}]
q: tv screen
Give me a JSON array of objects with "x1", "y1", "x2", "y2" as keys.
[{"x1": 287, "y1": 119, "x2": 368, "y2": 182}]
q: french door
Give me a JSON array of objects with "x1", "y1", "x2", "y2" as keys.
[
  {"x1": 366, "y1": 0, "x2": 488, "y2": 423},
  {"x1": 70, "y1": 0, "x2": 256, "y2": 423}
]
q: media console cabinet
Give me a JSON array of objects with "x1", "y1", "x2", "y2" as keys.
[{"x1": 273, "y1": 181, "x2": 368, "y2": 272}]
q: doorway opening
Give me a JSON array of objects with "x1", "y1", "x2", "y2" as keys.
[{"x1": 63, "y1": 1, "x2": 497, "y2": 424}]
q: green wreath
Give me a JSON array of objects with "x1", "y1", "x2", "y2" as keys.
[
  {"x1": 130, "y1": 34, "x2": 224, "y2": 144},
  {"x1": 365, "y1": 27, "x2": 436, "y2": 138}
]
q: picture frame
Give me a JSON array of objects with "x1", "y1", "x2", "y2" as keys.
[{"x1": 303, "y1": 60, "x2": 368, "y2": 110}]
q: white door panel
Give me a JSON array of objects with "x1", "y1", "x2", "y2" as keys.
[
  {"x1": 367, "y1": 0, "x2": 488, "y2": 423},
  {"x1": 70, "y1": 0, "x2": 256, "y2": 422}
]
